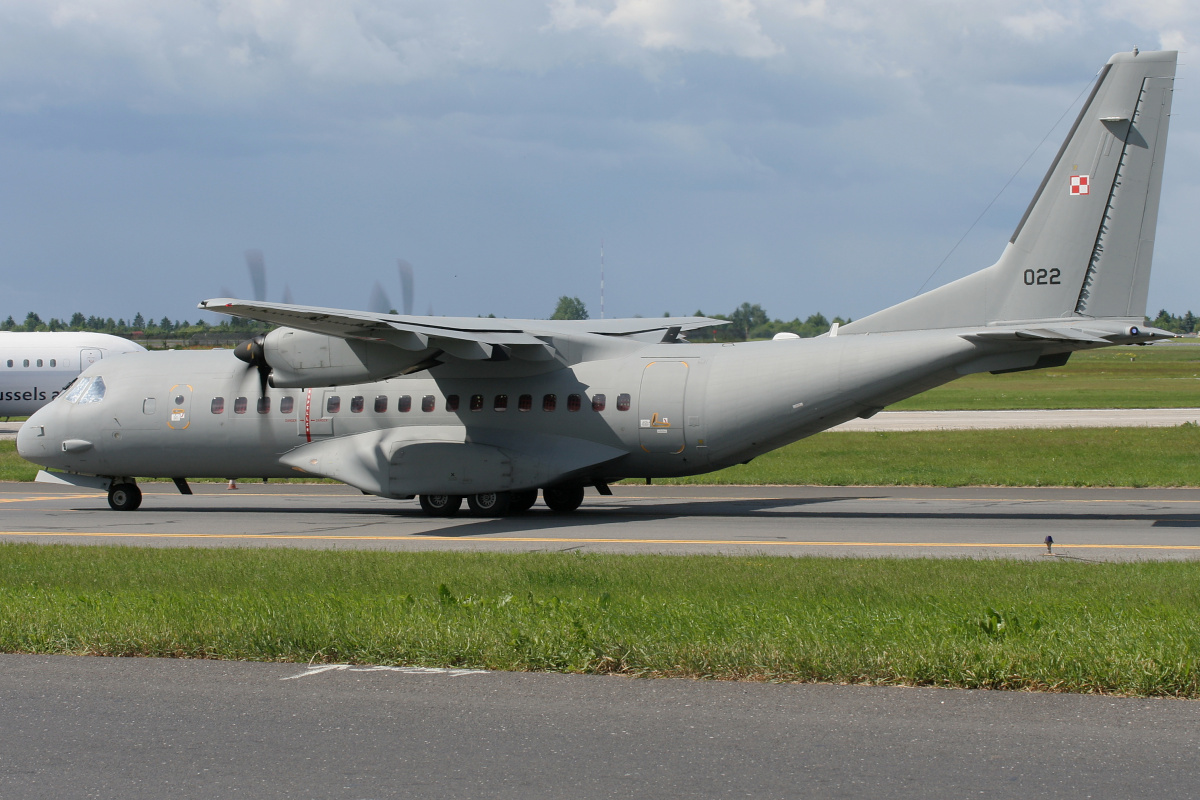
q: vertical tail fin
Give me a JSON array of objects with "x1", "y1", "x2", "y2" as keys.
[{"x1": 843, "y1": 50, "x2": 1176, "y2": 335}]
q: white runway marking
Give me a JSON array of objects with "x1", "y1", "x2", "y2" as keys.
[{"x1": 282, "y1": 664, "x2": 489, "y2": 680}]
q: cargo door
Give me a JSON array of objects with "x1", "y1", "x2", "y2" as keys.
[
  {"x1": 638, "y1": 360, "x2": 688, "y2": 454},
  {"x1": 298, "y1": 388, "x2": 335, "y2": 440}
]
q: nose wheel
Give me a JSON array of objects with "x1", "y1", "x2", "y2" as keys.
[{"x1": 107, "y1": 482, "x2": 142, "y2": 511}]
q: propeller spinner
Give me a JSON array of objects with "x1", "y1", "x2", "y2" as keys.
[{"x1": 234, "y1": 334, "x2": 271, "y2": 396}]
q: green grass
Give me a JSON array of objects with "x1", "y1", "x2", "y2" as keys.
[
  {"x1": 2, "y1": 544, "x2": 1198, "y2": 696},
  {"x1": 0, "y1": 441, "x2": 34, "y2": 481},
  {"x1": 7, "y1": 425, "x2": 1200, "y2": 487},
  {"x1": 657, "y1": 425, "x2": 1200, "y2": 487},
  {"x1": 893, "y1": 345, "x2": 1200, "y2": 409}
]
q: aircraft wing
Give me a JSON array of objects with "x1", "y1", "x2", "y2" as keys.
[{"x1": 198, "y1": 298, "x2": 726, "y2": 363}]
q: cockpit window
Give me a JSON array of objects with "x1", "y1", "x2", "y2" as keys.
[
  {"x1": 77, "y1": 376, "x2": 106, "y2": 404},
  {"x1": 64, "y1": 377, "x2": 89, "y2": 403}
]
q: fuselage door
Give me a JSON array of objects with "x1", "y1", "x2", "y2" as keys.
[
  {"x1": 167, "y1": 384, "x2": 193, "y2": 430},
  {"x1": 298, "y1": 388, "x2": 335, "y2": 439},
  {"x1": 79, "y1": 348, "x2": 101, "y2": 372},
  {"x1": 639, "y1": 360, "x2": 688, "y2": 454}
]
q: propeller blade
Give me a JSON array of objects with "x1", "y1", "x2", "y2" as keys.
[
  {"x1": 397, "y1": 259, "x2": 415, "y2": 316},
  {"x1": 368, "y1": 281, "x2": 392, "y2": 315},
  {"x1": 245, "y1": 249, "x2": 267, "y2": 302}
]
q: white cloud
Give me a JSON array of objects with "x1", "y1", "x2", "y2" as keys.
[
  {"x1": 1001, "y1": 9, "x2": 1075, "y2": 41},
  {"x1": 548, "y1": 0, "x2": 782, "y2": 58}
]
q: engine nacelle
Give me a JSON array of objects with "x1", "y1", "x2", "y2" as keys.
[{"x1": 258, "y1": 328, "x2": 438, "y2": 388}]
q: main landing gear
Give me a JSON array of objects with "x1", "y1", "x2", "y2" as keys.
[
  {"x1": 416, "y1": 485, "x2": 586, "y2": 518},
  {"x1": 107, "y1": 481, "x2": 142, "y2": 511},
  {"x1": 419, "y1": 494, "x2": 463, "y2": 517}
]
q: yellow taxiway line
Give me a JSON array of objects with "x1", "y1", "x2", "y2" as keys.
[
  {"x1": 3, "y1": 491, "x2": 1199, "y2": 505},
  {"x1": 1, "y1": 530, "x2": 1199, "y2": 551}
]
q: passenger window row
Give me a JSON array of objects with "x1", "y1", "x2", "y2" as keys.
[
  {"x1": 208, "y1": 392, "x2": 634, "y2": 416},
  {"x1": 5, "y1": 358, "x2": 59, "y2": 368}
]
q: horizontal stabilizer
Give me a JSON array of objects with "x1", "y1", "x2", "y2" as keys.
[{"x1": 961, "y1": 322, "x2": 1176, "y2": 345}]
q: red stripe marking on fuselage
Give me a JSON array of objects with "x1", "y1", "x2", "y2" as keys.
[{"x1": 304, "y1": 388, "x2": 312, "y2": 443}]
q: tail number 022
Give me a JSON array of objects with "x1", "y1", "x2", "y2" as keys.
[{"x1": 1023, "y1": 268, "x2": 1061, "y2": 286}]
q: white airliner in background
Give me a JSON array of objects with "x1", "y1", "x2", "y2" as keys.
[{"x1": 0, "y1": 332, "x2": 146, "y2": 417}]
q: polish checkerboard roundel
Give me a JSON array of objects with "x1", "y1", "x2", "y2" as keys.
[{"x1": 1070, "y1": 175, "x2": 1089, "y2": 195}]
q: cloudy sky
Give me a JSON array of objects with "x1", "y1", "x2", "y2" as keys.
[{"x1": 1, "y1": 0, "x2": 1196, "y2": 325}]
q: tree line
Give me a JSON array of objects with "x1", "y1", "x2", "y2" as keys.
[
  {"x1": 5, "y1": 302, "x2": 1196, "y2": 341},
  {"x1": 1150, "y1": 309, "x2": 1197, "y2": 334},
  {"x1": 552, "y1": 296, "x2": 850, "y2": 341},
  {"x1": 1, "y1": 311, "x2": 270, "y2": 340}
]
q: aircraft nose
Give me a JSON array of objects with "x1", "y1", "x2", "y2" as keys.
[{"x1": 16, "y1": 405, "x2": 65, "y2": 467}]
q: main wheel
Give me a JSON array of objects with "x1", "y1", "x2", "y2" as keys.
[
  {"x1": 419, "y1": 494, "x2": 462, "y2": 517},
  {"x1": 508, "y1": 489, "x2": 538, "y2": 514},
  {"x1": 542, "y1": 485, "x2": 585, "y2": 513},
  {"x1": 108, "y1": 482, "x2": 142, "y2": 511},
  {"x1": 467, "y1": 491, "x2": 512, "y2": 517}
]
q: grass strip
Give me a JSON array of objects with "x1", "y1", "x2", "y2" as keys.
[
  {"x1": 6, "y1": 425, "x2": 1200, "y2": 487},
  {"x1": 2, "y1": 544, "x2": 1198, "y2": 697},
  {"x1": 653, "y1": 425, "x2": 1200, "y2": 487},
  {"x1": 891, "y1": 345, "x2": 1200, "y2": 410}
]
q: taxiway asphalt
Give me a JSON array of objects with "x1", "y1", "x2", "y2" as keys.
[
  {"x1": 2, "y1": 482, "x2": 1197, "y2": 560},
  {"x1": 2, "y1": 653, "x2": 1197, "y2": 799}
]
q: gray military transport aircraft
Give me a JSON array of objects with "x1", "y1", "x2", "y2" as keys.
[{"x1": 18, "y1": 50, "x2": 1179, "y2": 515}]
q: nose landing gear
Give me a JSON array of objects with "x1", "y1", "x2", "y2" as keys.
[{"x1": 107, "y1": 481, "x2": 142, "y2": 511}]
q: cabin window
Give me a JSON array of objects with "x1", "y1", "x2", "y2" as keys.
[
  {"x1": 257, "y1": 397, "x2": 271, "y2": 414},
  {"x1": 49, "y1": 359, "x2": 56, "y2": 367},
  {"x1": 617, "y1": 393, "x2": 631, "y2": 411},
  {"x1": 280, "y1": 397, "x2": 294, "y2": 414},
  {"x1": 470, "y1": 394, "x2": 484, "y2": 411},
  {"x1": 422, "y1": 395, "x2": 435, "y2": 412},
  {"x1": 374, "y1": 396, "x2": 388, "y2": 413},
  {"x1": 22, "y1": 360, "x2": 29, "y2": 367},
  {"x1": 591, "y1": 394, "x2": 606, "y2": 412},
  {"x1": 36, "y1": 359, "x2": 43, "y2": 367},
  {"x1": 398, "y1": 395, "x2": 411, "y2": 412},
  {"x1": 5, "y1": 360, "x2": 11, "y2": 367},
  {"x1": 211, "y1": 397, "x2": 225, "y2": 414},
  {"x1": 543, "y1": 394, "x2": 557, "y2": 412},
  {"x1": 234, "y1": 397, "x2": 248, "y2": 414},
  {"x1": 326, "y1": 396, "x2": 340, "y2": 414},
  {"x1": 494, "y1": 394, "x2": 508, "y2": 412},
  {"x1": 518, "y1": 394, "x2": 532, "y2": 412},
  {"x1": 142, "y1": 398, "x2": 156, "y2": 415},
  {"x1": 446, "y1": 394, "x2": 460, "y2": 412},
  {"x1": 567, "y1": 394, "x2": 581, "y2": 412},
  {"x1": 350, "y1": 396, "x2": 364, "y2": 413}
]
